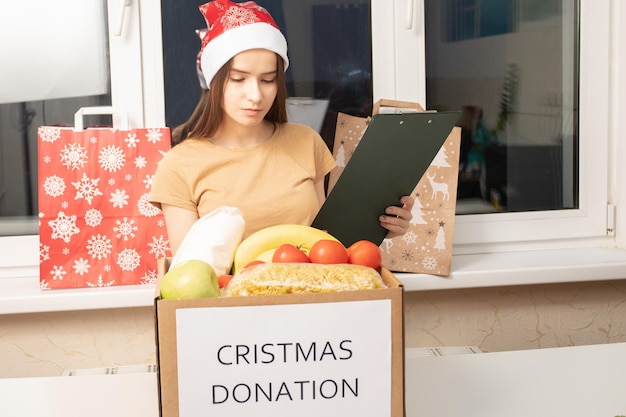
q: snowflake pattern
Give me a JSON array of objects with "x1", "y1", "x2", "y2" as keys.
[
  {"x1": 385, "y1": 257, "x2": 398, "y2": 268},
  {"x1": 117, "y1": 248, "x2": 141, "y2": 271},
  {"x1": 124, "y1": 133, "x2": 140, "y2": 148},
  {"x1": 137, "y1": 193, "x2": 161, "y2": 217},
  {"x1": 87, "y1": 234, "x2": 112, "y2": 260},
  {"x1": 84, "y1": 209, "x2": 103, "y2": 227},
  {"x1": 99, "y1": 145, "x2": 126, "y2": 172},
  {"x1": 72, "y1": 173, "x2": 103, "y2": 205},
  {"x1": 222, "y1": 6, "x2": 258, "y2": 30},
  {"x1": 114, "y1": 217, "x2": 138, "y2": 241},
  {"x1": 72, "y1": 258, "x2": 91, "y2": 276},
  {"x1": 40, "y1": 243, "x2": 50, "y2": 263},
  {"x1": 39, "y1": 126, "x2": 61, "y2": 143},
  {"x1": 43, "y1": 175, "x2": 66, "y2": 198},
  {"x1": 148, "y1": 235, "x2": 170, "y2": 259},
  {"x1": 38, "y1": 127, "x2": 170, "y2": 289},
  {"x1": 146, "y1": 129, "x2": 163, "y2": 144},
  {"x1": 60, "y1": 142, "x2": 88, "y2": 170},
  {"x1": 142, "y1": 174, "x2": 154, "y2": 189},
  {"x1": 50, "y1": 265, "x2": 67, "y2": 281},
  {"x1": 141, "y1": 270, "x2": 159, "y2": 285},
  {"x1": 134, "y1": 156, "x2": 147, "y2": 169},
  {"x1": 421, "y1": 256, "x2": 438, "y2": 270},
  {"x1": 401, "y1": 229, "x2": 418, "y2": 245},
  {"x1": 86, "y1": 275, "x2": 115, "y2": 288},
  {"x1": 401, "y1": 249, "x2": 415, "y2": 261},
  {"x1": 110, "y1": 189, "x2": 129, "y2": 208},
  {"x1": 48, "y1": 211, "x2": 80, "y2": 243}
]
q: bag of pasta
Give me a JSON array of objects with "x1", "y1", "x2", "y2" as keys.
[{"x1": 223, "y1": 263, "x2": 386, "y2": 297}]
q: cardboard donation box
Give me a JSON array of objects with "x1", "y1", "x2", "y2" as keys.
[{"x1": 154, "y1": 258, "x2": 404, "y2": 417}]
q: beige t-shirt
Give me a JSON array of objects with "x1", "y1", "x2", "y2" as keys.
[{"x1": 149, "y1": 123, "x2": 336, "y2": 239}]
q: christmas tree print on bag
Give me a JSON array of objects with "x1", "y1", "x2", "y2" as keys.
[{"x1": 38, "y1": 109, "x2": 172, "y2": 289}]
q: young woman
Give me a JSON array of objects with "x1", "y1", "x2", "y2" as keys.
[{"x1": 149, "y1": 0, "x2": 413, "y2": 254}]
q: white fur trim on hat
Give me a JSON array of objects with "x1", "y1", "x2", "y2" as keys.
[{"x1": 200, "y1": 22, "x2": 289, "y2": 89}]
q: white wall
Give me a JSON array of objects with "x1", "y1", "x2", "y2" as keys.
[{"x1": 1, "y1": 278, "x2": 626, "y2": 378}]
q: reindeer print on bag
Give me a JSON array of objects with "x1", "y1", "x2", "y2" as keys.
[{"x1": 427, "y1": 173, "x2": 450, "y2": 201}]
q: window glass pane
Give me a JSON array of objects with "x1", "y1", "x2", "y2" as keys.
[
  {"x1": 0, "y1": 0, "x2": 111, "y2": 236},
  {"x1": 161, "y1": 0, "x2": 372, "y2": 151},
  {"x1": 426, "y1": 0, "x2": 578, "y2": 214}
]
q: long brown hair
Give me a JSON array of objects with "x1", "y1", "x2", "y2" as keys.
[
  {"x1": 170, "y1": 89, "x2": 209, "y2": 145},
  {"x1": 181, "y1": 53, "x2": 288, "y2": 143}
]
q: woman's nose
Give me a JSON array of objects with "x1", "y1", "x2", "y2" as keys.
[{"x1": 246, "y1": 80, "x2": 261, "y2": 102}]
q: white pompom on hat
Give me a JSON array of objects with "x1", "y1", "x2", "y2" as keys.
[{"x1": 198, "y1": 0, "x2": 289, "y2": 89}]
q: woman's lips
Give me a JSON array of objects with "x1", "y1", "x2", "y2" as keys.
[{"x1": 242, "y1": 108, "x2": 262, "y2": 116}]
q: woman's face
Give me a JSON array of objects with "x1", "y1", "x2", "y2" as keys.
[{"x1": 222, "y1": 49, "x2": 279, "y2": 129}]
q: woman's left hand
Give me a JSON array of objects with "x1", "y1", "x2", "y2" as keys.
[{"x1": 380, "y1": 195, "x2": 414, "y2": 239}]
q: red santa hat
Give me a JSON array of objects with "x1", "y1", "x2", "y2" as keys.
[{"x1": 198, "y1": 0, "x2": 289, "y2": 89}]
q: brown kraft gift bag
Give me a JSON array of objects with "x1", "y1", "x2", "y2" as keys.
[{"x1": 328, "y1": 100, "x2": 461, "y2": 276}]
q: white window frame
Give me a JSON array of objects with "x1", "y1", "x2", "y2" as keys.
[
  {"x1": 372, "y1": 0, "x2": 620, "y2": 253},
  {"x1": 1, "y1": 0, "x2": 624, "y2": 314},
  {"x1": 0, "y1": 0, "x2": 146, "y2": 276}
]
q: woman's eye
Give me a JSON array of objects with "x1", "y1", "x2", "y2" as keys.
[
  {"x1": 230, "y1": 77, "x2": 244, "y2": 83},
  {"x1": 261, "y1": 78, "x2": 276, "y2": 84}
]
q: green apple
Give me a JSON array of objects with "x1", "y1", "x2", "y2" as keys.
[{"x1": 160, "y1": 260, "x2": 220, "y2": 299}]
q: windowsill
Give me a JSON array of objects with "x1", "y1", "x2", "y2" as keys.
[
  {"x1": 1, "y1": 246, "x2": 625, "y2": 315},
  {"x1": 399, "y1": 246, "x2": 626, "y2": 291}
]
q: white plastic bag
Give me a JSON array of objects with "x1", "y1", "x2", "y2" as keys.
[{"x1": 170, "y1": 206, "x2": 245, "y2": 275}]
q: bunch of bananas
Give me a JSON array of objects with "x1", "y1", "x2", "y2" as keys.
[{"x1": 231, "y1": 224, "x2": 339, "y2": 274}]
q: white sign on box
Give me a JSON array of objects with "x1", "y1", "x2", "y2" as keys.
[{"x1": 175, "y1": 300, "x2": 392, "y2": 417}]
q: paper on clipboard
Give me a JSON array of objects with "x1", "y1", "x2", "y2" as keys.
[{"x1": 312, "y1": 111, "x2": 461, "y2": 247}]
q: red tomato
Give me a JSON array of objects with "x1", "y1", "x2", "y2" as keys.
[
  {"x1": 347, "y1": 240, "x2": 382, "y2": 269},
  {"x1": 308, "y1": 240, "x2": 348, "y2": 264},
  {"x1": 272, "y1": 244, "x2": 310, "y2": 263},
  {"x1": 217, "y1": 274, "x2": 233, "y2": 289},
  {"x1": 244, "y1": 260, "x2": 266, "y2": 269}
]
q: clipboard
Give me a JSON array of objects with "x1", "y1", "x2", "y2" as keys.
[{"x1": 312, "y1": 110, "x2": 461, "y2": 247}]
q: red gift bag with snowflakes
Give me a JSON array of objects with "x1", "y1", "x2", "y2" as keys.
[{"x1": 37, "y1": 108, "x2": 171, "y2": 289}]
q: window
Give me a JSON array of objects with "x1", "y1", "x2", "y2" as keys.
[
  {"x1": 159, "y1": 0, "x2": 373, "y2": 152},
  {"x1": 0, "y1": 0, "x2": 148, "y2": 236},
  {"x1": 432, "y1": 0, "x2": 575, "y2": 215},
  {"x1": 380, "y1": 0, "x2": 612, "y2": 249},
  {"x1": 0, "y1": 0, "x2": 144, "y2": 269},
  {"x1": 1, "y1": 0, "x2": 622, "y2": 283},
  {"x1": 446, "y1": 0, "x2": 516, "y2": 41},
  {"x1": 152, "y1": 0, "x2": 619, "y2": 251},
  {"x1": 0, "y1": 0, "x2": 112, "y2": 236}
]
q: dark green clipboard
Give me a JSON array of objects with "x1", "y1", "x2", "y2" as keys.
[{"x1": 312, "y1": 110, "x2": 461, "y2": 247}]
